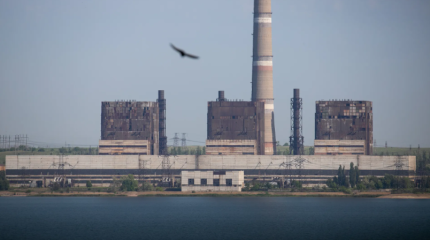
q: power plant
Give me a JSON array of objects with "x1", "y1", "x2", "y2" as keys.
[{"x1": 3, "y1": 0, "x2": 417, "y2": 188}]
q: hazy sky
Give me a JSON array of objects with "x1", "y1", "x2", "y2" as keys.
[{"x1": 0, "y1": 0, "x2": 429, "y2": 148}]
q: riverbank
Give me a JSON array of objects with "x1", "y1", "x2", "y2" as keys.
[{"x1": 1, "y1": 190, "x2": 430, "y2": 198}]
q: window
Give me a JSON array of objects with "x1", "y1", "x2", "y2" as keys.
[
  {"x1": 188, "y1": 179, "x2": 194, "y2": 185},
  {"x1": 213, "y1": 179, "x2": 220, "y2": 186},
  {"x1": 226, "y1": 179, "x2": 232, "y2": 186},
  {"x1": 201, "y1": 179, "x2": 207, "y2": 186}
]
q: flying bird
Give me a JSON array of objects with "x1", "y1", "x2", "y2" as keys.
[{"x1": 170, "y1": 44, "x2": 199, "y2": 59}]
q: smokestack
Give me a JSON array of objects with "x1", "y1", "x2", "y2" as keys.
[
  {"x1": 290, "y1": 89, "x2": 304, "y2": 155},
  {"x1": 251, "y1": 0, "x2": 275, "y2": 155},
  {"x1": 157, "y1": 90, "x2": 167, "y2": 155},
  {"x1": 218, "y1": 91, "x2": 225, "y2": 102}
]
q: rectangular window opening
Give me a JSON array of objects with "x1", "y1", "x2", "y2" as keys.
[
  {"x1": 188, "y1": 179, "x2": 194, "y2": 185},
  {"x1": 213, "y1": 179, "x2": 220, "y2": 186},
  {"x1": 226, "y1": 179, "x2": 232, "y2": 186}
]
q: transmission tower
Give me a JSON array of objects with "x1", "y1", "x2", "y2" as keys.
[
  {"x1": 181, "y1": 133, "x2": 187, "y2": 148},
  {"x1": 173, "y1": 133, "x2": 179, "y2": 147},
  {"x1": 293, "y1": 156, "x2": 310, "y2": 184},
  {"x1": 280, "y1": 160, "x2": 294, "y2": 188}
]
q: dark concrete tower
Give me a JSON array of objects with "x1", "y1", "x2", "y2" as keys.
[
  {"x1": 157, "y1": 90, "x2": 167, "y2": 155},
  {"x1": 251, "y1": 0, "x2": 275, "y2": 155}
]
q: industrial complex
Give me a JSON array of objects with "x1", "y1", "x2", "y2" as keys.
[{"x1": 3, "y1": 0, "x2": 417, "y2": 189}]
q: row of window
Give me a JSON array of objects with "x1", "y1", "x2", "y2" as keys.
[{"x1": 187, "y1": 179, "x2": 233, "y2": 186}]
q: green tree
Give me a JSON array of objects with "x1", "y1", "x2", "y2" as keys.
[
  {"x1": 354, "y1": 166, "x2": 360, "y2": 184},
  {"x1": 349, "y1": 162, "x2": 356, "y2": 188},
  {"x1": 121, "y1": 174, "x2": 138, "y2": 191},
  {"x1": 283, "y1": 142, "x2": 289, "y2": 146},
  {"x1": 141, "y1": 182, "x2": 154, "y2": 191},
  {"x1": 196, "y1": 146, "x2": 202, "y2": 156},
  {"x1": 202, "y1": 147, "x2": 206, "y2": 155},
  {"x1": 0, "y1": 171, "x2": 10, "y2": 191},
  {"x1": 308, "y1": 147, "x2": 314, "y2": 155},
  {"x1": 86, "y1": 180, "x2": 92, "y2": 188}
]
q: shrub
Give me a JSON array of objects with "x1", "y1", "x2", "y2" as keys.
[
  {"x1": 120, "y1": 174, "x2": 138, "y2": 191},
  {"x1": 141, "y1": 182, "x2": 154, "y2": 191},
  {"x1": 52, "y1": 182, "x2": 60, "y2": 191},
  {"x1": 292, "y1": 180, "x2": 302, "y2": 189},
  {"x1": 155, "y1": 187, "x2": 164, "y2": 191},
  {"x1": 86, "y1": 180, "x2": 92, "y2": 188}
]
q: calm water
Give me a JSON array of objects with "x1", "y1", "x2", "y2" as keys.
[{"x1": 1, "y1": 197, "x2": 429, "y2": 240}]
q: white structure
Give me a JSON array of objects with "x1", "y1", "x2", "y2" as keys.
[{"x1": 181, "y1": 171, "x2": 244, "y2": 192}]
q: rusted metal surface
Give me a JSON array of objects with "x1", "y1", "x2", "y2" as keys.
[
  {"x1": 207, "y1": 92, "x2": 265, "y2": 155},
  {"x1": 101, "y1": 101, "x2": 159, "y2": 155},
  {"x1": 315, "y1": 100, "x2": 373, "y2": 155}
]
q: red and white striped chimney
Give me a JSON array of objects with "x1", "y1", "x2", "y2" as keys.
[{"x1": 251, "y1": 0, "x2": 275, "y2": 155}]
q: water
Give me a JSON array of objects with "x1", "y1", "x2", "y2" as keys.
[{"x1": 1, "y1": 197, "x2": 429, "y2": 240}]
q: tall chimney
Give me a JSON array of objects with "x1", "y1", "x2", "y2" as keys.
[
  {"x1": 290, "y1": 89, "x2": 304, "y2": 155},
  {"x1": 251, "y1": 0, "x2": 275, "y2": 155},
  {"x1": 157, "y1": 90, "x2": 167, "y2": 155}
]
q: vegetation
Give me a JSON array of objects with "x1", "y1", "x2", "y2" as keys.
[
  {"x1": 0, "y1": 171, "x2": 10, "y2": 191},
  {"x1": 120, "y1": 174, "x2": 138, "y2": 191},
  {"x1": 326, "y1": 162, "x2": 416, "y2": 192},
  {"x1": 86, "y1": 180, "x2": 92, "y2": 188},
  {"x1": 140, "y1": 182, "x2": 154, "y2": 191}
]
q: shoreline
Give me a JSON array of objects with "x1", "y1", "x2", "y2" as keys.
[{"x1": 1, "y1": 190, "x2": 430, "y2": 199}]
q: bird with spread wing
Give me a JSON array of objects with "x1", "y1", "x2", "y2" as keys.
[{"x1": 170, "y1": 44, "x2": 199, "y2": 59}]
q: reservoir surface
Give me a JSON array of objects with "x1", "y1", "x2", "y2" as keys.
[{"x1": 1, "y1": 197, "x2": 429, "y2": 240}]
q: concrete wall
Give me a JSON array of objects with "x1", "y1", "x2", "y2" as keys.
[
  {"x1": 98, "y1": 140, "x2": 149, "y2": 155},
  {"x1": 6, "y1": 155, "x2": 416, "y2": 172},
  {"x1": 5, "y1": 155, "x2": 415, "y2": 187},
  {"x1": 181, "y1": 171, "x2": 244, "y2": 192},
  {"x1": 314, "y1": 140, "x2": 366, "y2": 155},
  {"x1": 206, "y1": 140, "x2": 257, "y2": 155}
]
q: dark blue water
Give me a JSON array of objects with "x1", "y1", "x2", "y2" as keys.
[{"x1": 1, "y1": 197, "x2": 429, "y2": 240}]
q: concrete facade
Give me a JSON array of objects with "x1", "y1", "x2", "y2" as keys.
[
  {"x1": 314, "y1": 140, "x2": 366, "y2": 155},
  {"x1": 207, "y1": 94, "x2": 265, "y2": 155},
  {"x1": 181, "y1": 171, "x2": 244, "y2": 192},
  {"x1": 206, "y1": 140, "x2": 257, "y2": 155},
  {"x1": 98, "y1": 140, "x2": 150, "y2": 155},
  {"x1": 315, "y1": 100, "x2": 373, "y2": 155},
  {"x1": 101, "y1": 101, "x2": 159, "y2": 155},
  {"x1": 5, "y1": 155, "x2": 416, "y2": 187}
]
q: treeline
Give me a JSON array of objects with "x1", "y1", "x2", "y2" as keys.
[
  {"x1": 168, "y1": 146, "x2": 205, "y2": 155},
  {"x1": 326, "y1": 163, "x2": 414, "y2": 192},
  {"x1": 0, "y1": 146, "x2": 98, "y2": 155}
]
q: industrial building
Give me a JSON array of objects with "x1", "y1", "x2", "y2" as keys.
[
  {"x1": 251, "y1": 0, "x2": 276, "y2": 155},
  {"x1": 206, "y1": 91, "x2": 265, "y2": 155},
  {"x1": 315, "y1": 100, "x2": 373, "y2": 155},
  {"x1": 99, "y1": 90, "x2": 167, "y2": 155},
  {"x1": 181, "y1": 171, "x2": 244, "y2": 192},
  {"x1": 5, "y1": 155, "x2": 416, "y2": 187}
]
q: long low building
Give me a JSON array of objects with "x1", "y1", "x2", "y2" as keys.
[{"x1": 5, "y1": 155, "x2": 416, "y2": 187}]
